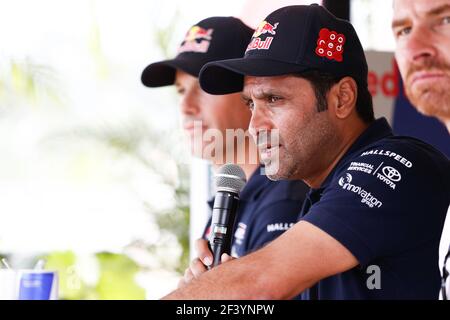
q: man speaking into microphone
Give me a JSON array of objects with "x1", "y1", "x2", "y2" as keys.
[
  {"x1": 141, "y1": 16, "x2": 309, "y2": 281},
  {"x1": 163, "y1": 4, "x2": 450, "y2": 300}
]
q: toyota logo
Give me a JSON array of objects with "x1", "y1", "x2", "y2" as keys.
[{"x1": 382, "y1": 166, "x2": 401, "y2": 182}]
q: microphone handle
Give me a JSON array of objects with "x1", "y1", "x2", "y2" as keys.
[
  {"x1": 208, "y1": 191, "x2": 239, "y2": 268},
  {"x1": 210, "y1": 233, "x2": 229, "y2": 268}
]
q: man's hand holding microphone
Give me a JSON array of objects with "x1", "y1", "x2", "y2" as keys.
[{"x1": 179, "y1": 164, "x2": 246, "y2": 288}]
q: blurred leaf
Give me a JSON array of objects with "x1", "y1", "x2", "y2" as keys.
[
  {"x1": 11, "y1": 61, "x2": 36, "y2": 103},
  {"x1": 0, "y1": 57, "x2": 64, "y2": 109},
  {"x1": 155, "y1": 202, "x2": 190, "y2": 273},
  {"x1": 44, "y1": 251, "x2": 94, "y2": 300},
  {"x1": 95, "y1": 252, "x2": 145, "y2": 300},
  {"x1": 154, "y1": 10, "x2": 181, "y2": 58},
  {"x1": 88, "y1": 2, "x2": 109, "y2": 79}
]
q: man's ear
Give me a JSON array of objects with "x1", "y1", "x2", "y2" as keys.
[{"x1": 327, "y1": 76, "x2": 358, "y2": 119}]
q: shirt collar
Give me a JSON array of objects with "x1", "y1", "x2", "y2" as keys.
[
  {"x1": 239, "y1": 165, "x2": 268, "y2": 201},
  {"x1": 315, "y1": 117, "x2": 393, "y2": 192}
]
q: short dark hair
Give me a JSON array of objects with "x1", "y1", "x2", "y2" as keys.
[{"x1": 294, "y1": 70, "x2": 375, "y2": 123}]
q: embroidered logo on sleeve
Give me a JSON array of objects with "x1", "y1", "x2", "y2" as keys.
[
  {"x1": 338, "y1": 173, "x2": 383, "y2": 208},
  {"x1": 315, "y1": 28, "x2": 345, "y2": 62},
  {"x1": 346, "y1": 161, "x2": 403, "y2": 190},
  {"x1": 360, "y1": 149, "x2": 413, "y2": 168}
]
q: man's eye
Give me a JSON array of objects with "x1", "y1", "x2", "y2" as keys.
[
  {"x1": 268, "y1": 96, "x2": 281, "y2": 103},
  {"x1": 246, "y1": 100, "x2": 255, "y2": 111},
  {"x1": 441, "y1": 16, "x2": 450, "y2": 25},
  {"x1": 396, "y1": 27, "x2": 411, "y2": 38}
]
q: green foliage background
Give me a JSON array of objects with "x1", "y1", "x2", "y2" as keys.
[{"x1": 0, "y1": 7, "x2": 189, "y2": 300}]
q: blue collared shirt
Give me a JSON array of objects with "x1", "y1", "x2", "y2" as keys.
[
  {"x1": 204, "y1": 167, "x2": 309, "y2": 258},
  {"x1": 300, "y1": 118, "x2": 450, "y2": 299}
]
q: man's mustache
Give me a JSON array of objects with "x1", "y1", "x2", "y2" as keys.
[
  {"x1": 406, "y1": 58, "x2": 450, "y2": 82},
  {"x1": 256, "y1": 130, "x2": 281, "y2": 149}
]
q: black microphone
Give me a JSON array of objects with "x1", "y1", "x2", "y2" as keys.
[{"x1": 208, "y1": 164, "x2": 246, "y2": 268}]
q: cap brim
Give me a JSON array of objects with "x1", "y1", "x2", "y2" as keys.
[
  {"x1": 199, "y1": 57, "x2": 311, "y2": 94},
  {"x1": 141, "y1": 56, "x2": 207, "y2": 87}
]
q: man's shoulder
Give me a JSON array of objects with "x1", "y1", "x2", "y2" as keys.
[
  {"x1": 344, "y1": 134, "x2": 449, "y2": 173},
  {"x1": 326, "y1": 134, "x2": 450, "y2": 198}
]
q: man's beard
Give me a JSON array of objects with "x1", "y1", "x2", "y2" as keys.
[
  {"x1": 264, "y1": 111, "x2": 338, "y2": 182},
  {"x1": 405, "y1": 58, "x2": 450, "y2": 120}
]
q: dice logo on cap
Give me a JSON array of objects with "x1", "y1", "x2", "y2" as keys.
[{"x1": 315, "y1": 28, "x2": 346, "y2": 62}]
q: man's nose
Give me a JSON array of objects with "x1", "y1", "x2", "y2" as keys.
[
  {"x1": 403, "y1": 26, "x2": 437, "y2": 64},
  {"x1": 179, "y1": 92, "x2": 200, "y2": 117},
  {"x1": 249, "y1": 105, "x2": 272, "y2": 142}
]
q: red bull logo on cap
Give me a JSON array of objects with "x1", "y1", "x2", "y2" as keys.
[
  {"x1": 178, "y1": 26, "x2": 214, "y2": 54},
  {"x1": 315, "y1": 28, "x2": 346, "y2": 62},
  {"x1": 246, "y1": 21, "x2": 279, "y2": 53},
  {"x1": 253, "y1": 21, "x2": 279, "y2": 38},
  {"x1": 185, "y1": 26, "x2": 213, "y2": 42}
]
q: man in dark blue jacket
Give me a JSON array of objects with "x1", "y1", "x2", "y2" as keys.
[{"x1": 141, "y1": 16, "x2": 309, "y2": 284}]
